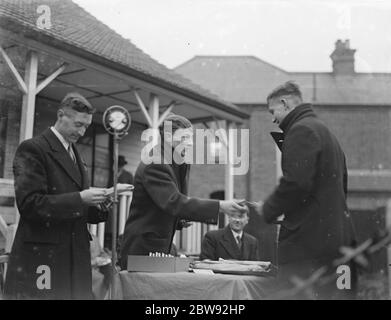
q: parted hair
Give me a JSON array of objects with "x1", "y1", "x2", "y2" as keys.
[
  {"x1": 267, "y1": 81, "x2": 302, "y2": 104},
  {"x1": 59, "y1": 92, "x2": 95, "y2": 114},
  {"x1": 160, "y1": 113, "x2": 192, "y2": 131}
]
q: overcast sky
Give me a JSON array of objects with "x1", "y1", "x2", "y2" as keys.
[{"x1": 74, "y1": 0, "x2": 391, "y2": 73}]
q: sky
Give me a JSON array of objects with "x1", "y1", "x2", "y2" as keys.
[{"x1": 73, "y1": 0, "x2": 391, "y2": 73}]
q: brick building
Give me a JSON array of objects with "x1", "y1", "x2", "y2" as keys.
[{"x1": 175, "y1": 40, "x2": 391, "y2": 264}]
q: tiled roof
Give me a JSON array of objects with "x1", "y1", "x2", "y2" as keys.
[
  {"x1": 175, "y1": 55, "x2": 391, "y2": 105},
  {"x1": 0, "y1": 0, "x2": 248, "y2": 119}
]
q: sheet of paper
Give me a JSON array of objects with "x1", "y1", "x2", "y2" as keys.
[
  {"x1": 192, "y1": 269, "x2": 215, "y2": 275},
  {"x1": 105, "y1": 183, "x2": 134, "y2": 196}
]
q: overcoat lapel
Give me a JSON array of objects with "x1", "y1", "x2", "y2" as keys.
[
  {"x1": 73, "y1": 144, "x2": 89, "y2": 189},
  {"x1": 220, "y1": 226, "x2": 241, "y2": 260},
  {"x1": 42, "y1": 129, "x2": 83, "y2": 189}
]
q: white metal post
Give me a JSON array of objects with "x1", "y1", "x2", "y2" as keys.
[
  {"x1": 275, "y1": 144, "x2": 283, "y2": 266},
  {"x1": 89, "y1": 224, "x2": 97, "y2": 236},
  {"x1": 149, "y1": 93, "x2": 160, "y2": 129},
  {"x1": 36, "y1": 63, "x2": 67, "y2": 94},
  {"x1": 118, "y1": 194, "x2": 127, "y2": 235},
  {"x1": 133, "y1": 90, "x2": 153, "y2": 127},
  {"x1": 97, "y1": 222, "x2": 105, "y2": 249},
  {"x1": 224, "y1": 121, "x2": 235, "y2": 226},
  {"x1": 20, "y1": 51, "x2": 38, "y2": 142},
  {"x1": 157, "y1": 102, "x2": 175, "y2": 127},
  {"x1": 275, "y1": 145, "x2": 283, "y2": 223},
  {"x1": 0, "y1": 46, "x2": 27, "y2": 94},
  {"x1": 0, "y1": 48, "x2": 66, "y2": 142},
  {"x1": 276, "y1": 145, "x2": 282, "y2": 181}
]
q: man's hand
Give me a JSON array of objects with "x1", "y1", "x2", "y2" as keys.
[
  {"x1": 179, "y1": 220, "x2": 193, "y2": 229},
  {"x1": 219, "y1": 200, "x2": 248, "y2": 217},
  {"x1": 245, "y1": 200, "x2": 264, "y2": 218},
  {"x1": 80, "y1": 188, "x2": 108, "y2": 206},
  {"x1": 99, "y1": 197, "x2": 114, "y2": 211}
]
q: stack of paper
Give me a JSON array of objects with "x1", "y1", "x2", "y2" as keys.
[{"x1": 190, "y1": 259, "x2": 273, "y2": 276}]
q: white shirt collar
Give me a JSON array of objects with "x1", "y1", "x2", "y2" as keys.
[
  {"x1": 50, "y1": 126, "x2": 70, "y2": 151},
  {"x1": 231, "y1": 228, "x2": 243, "y2": 240}
]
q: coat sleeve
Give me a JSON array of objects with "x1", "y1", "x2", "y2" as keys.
[
  {"x1": 87, "y1": 206, "x2": 109, "y2": 224},
  {"x1": 176, "y1": 219, "x2": 190, "y2": 230},
  {"x1": 200, "y1": 232, "x2": 217, "y2": 260},
  {"x1": 262, "y1": 125, "x2": 321, "y2": 223},
  {"x1": 13, "y1": 140, "x2": 88, "y2": 222},
  {"x1": 142, "y1": 164, "x2": 219, "y2": 224}
]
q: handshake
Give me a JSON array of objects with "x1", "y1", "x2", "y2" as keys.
[{"x1": 219, "y1": 199, "x2": 264, "y2": 217}]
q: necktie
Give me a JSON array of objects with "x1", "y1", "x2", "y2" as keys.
[
  {"x1": 236, "y1": 235, "x2": 242, "y2": 250},
  {"x1": 68, "y1": 144, "x2": 76, "y2": 164}
]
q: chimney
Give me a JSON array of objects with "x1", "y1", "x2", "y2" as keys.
[{"x1": 330, "y1": 39, "x2": 356, "y2": 75}]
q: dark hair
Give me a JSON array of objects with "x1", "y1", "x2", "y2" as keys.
[
  {"x1": 159, "y1": 113, "x2": 192, "y2": 132},
  {"x1": 59, "y1": 92, "x2": 95, "y2": 114},
  {"x1": 266, "y1": 81, "x2": 302, "y2": 104}
]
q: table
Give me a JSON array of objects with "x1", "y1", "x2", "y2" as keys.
[{"x1": 112, "y1": 271, "x2": 279, "y2": 300}]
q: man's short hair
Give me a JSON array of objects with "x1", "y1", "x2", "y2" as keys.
[
  {"x1": 266, "y1": 81, "x2": 302, "y2": 104},
  {"x1": 242, "y1": 205, "x2": 250, "y2": 217},
  {"x1": 59, "y1": 92, "x2": 95, "y2": 114},
  {"x1": 160, "y1": 113, "x2": 192, "y2": 131}
]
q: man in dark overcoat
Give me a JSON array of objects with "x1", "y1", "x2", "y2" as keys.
[
  {"x1": 252, "y1": 82, "x2": 356, "y2": 299},
  {"x1": 119, "y1": 114, "x2": 247, "y2": 269},
  {"x1": 5, "y1": 93, "x2": 109, "y2": 299}
]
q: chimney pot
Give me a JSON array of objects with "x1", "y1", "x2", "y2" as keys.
[{"x1": 330, "y1": 39, "x2": 356, "y2": 75}]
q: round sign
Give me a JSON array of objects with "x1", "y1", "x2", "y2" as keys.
[{"x1": 103, "y1": 105, "x2": 131, "y2": 136}]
